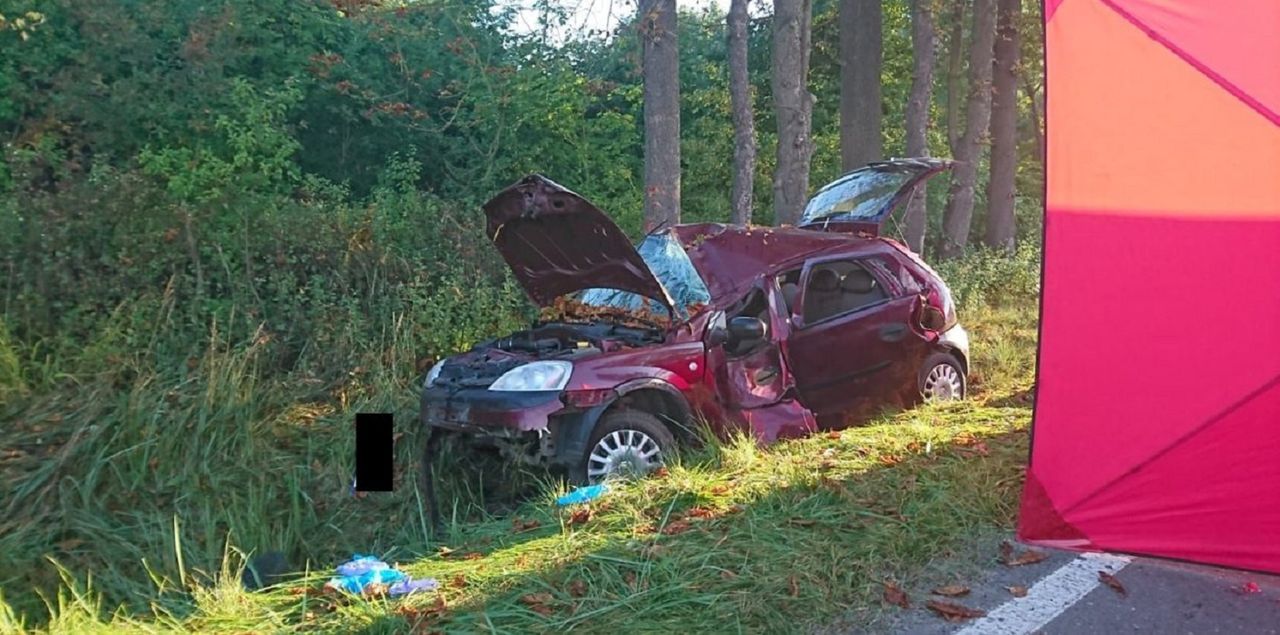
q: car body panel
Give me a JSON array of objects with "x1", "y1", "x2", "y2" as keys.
[{"x1": 483, "y1": 174, "x2": 675, "y2": 312}]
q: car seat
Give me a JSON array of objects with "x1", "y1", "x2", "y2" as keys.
[
  {"x1": 839, "y1": 268, "x2": 886, "y2": 311},
  {"x1": 804, "y1": 268, "x2": 843, "y2": 321}
]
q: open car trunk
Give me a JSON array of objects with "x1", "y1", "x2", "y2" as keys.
[{"x1": 799, "y1": 158, "x2": 953, "y2": 236}]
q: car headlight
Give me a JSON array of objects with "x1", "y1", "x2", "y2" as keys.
[
  {"x1": 489, "y1": 361, "x2": 572, "y2": 392},
  {"x1": 424, "y1": 359, "x2": 447, "y2": 388}
]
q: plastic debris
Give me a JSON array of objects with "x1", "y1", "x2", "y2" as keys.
[
  {"x1": 556, "y1": 484, "x2": 608, "y2": 506},
  {"x1": 324, "y1": 554, "x2": 436, "y2": 597}
]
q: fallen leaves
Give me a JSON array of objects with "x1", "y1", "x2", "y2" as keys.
[
  {"x1": 1006, "y1": 585, "x2": 1028, "y2": 598},
  {"x1": 566, "y1": 579, "x2": 588, "y2": 597},
  {"x1": 520, "y1": 592, "x2": 556, "y2": 616},
  {"x1": 1237, "y1": 581, "x2": 1262, "y2": 595},
  {"x1": 788, "y1": 575, "x2": 800, "y2": 598},
  {"x1": 709, "y1": 484, "x2": 731, "y2": 496},
  {"x1": 787, "y1": 517, "x2": 817, "y2": 527},
  {"x1": 660, "y1": 519, "x2": 692, "y2": 535},
  {"x1": 568, "y1": 508, "x2": 592, "y2": 526},
  {"x1": 999, "y1": 541, "x2": 1049, "y2": 566},
  {"x1": 926, "y1": 599, "x2": 987, "y2": 622},
  {"x1": 512, "y1": 517, "x2": 541, "y2": 532},
  {"x1": 1098, "y1": 571, "x2": 1127, "y2": 597},
  {"x1": 931, "y1": 584, "x2": 970, "y2": 597},
  {"x1": 882, "y1": 581, "x2": 910, "y2": 608}
]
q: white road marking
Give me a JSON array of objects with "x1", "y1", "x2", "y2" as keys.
[{"x1": 954, "y1": 552, "x2": 1133, "y2": 635}]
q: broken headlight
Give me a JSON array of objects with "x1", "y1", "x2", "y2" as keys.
[
  {"x1": 424, "y1": 359, "x2": 447, "y2": 388},
  {"x1": 488, "y1": 361, "x2": 572, "y2": 392}
]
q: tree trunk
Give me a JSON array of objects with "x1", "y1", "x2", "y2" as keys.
[
  {"x1": 639, "y1": 0, "x2": 681, "y2": 232},
  {"x1": 1025, "y1": 77, "x2": 1044, "y2": 172},
  {"x1": 772, "y1": 0, "x2": 814, "y2": 226},
  {"x1": 939, "y1": 0, "x2": 997, "y2": 259},
  {"x1": 945, "y1": 0, "x2": 967, "y2": 158},
  {"x1": 839, "y1": 0, "x2": 882, "y2": 171},
  {"x1": 983, "y1": 0, "x2": 1020, "y2": 251},
  {"x1": 902, "y1": 0, "x2": 936, "y2": 254},
  {"x1": 728, "y1": 0, "x2": 755, "y2": 226}
]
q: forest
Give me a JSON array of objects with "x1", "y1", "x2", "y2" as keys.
[{"x1": 0, "y1": 0, "x2": 1045, "y2": 631}]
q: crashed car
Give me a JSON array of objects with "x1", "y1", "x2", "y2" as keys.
[{"x1": 420, "y1": 158, "x2": 968, "y2": 486}]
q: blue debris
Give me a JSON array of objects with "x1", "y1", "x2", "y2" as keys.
[
  {"x1": 556, "y1": 483, "x2": 608, "y2": 506},
  {"x1": 324, "y1": 554, "x2": 436, "y2": 597}
]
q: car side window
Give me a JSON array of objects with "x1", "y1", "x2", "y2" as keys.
[
  {"x1": 801, "y1": 260, "x2": 889, "y2": 324},
  {"x1": 777, "y1": 269, "x2": 802, "y2": 316}
]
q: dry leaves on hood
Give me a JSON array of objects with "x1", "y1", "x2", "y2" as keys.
[
  {"x1": 926, "y1": 599, "x2": 987, "y2": 622},
  {"x1": 1006, "y1": 585, "x2": 1028, "y2": 597},
  {"x1": 931, "y1": 585, "x2": 971, "y2": 597},
  {"x1": 520, "y1": 592, "x2": 556, "y2": 616},
  {"x1": 882, "y1": 581, "x2": 910, "y2": 608},
  {"x1": 999, "y1": 541, "x2": 1049, "y2": 566},
  {"x1": 1098, "y1": 571, "x2": 1127, "y2": 597}
]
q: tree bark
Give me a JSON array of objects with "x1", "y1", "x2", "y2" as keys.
[
  {"x1": 772, "y1": 0, "x2": 814, "y2": 226},
  {"x1": 1025, "y1": 76, "x2": 1044, "y2": 172},
  {"x1": 728, "y1": 0, "x2": 755, "y2": 226},
  {"x1": 983, "y1": 0, "x2": 1021, "y2": 251},
  {"x1": 839, "y1": 0, "x2": 882, "y2": 171},
  {"x1": 639, "y1": 0, "x2": 681, "y2": 232},
  {"x1": 945, "y1": 0, "x2": 967, "y2": 159},
  {"x1": 939, "y1": 0, "x2": 997, "y2": 259},
  {"x1": 902, "y1": 0, "x2": 936, "y2": 254}
]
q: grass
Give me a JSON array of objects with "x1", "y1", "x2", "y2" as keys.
[{"x1": 0, "y1": 282, "x2": 1039, "y2": 634}]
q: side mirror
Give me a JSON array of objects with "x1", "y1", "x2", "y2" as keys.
[{"x1": 728, "y1": 316, "x2": 767, "y2": 343}]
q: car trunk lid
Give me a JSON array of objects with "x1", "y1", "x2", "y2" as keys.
[
  {"x1": 799, "y1": 158, "x2": 953, "y2": 236},
  {"x1": 483, "y1": 174, "x2": 675, "y2": 315}
]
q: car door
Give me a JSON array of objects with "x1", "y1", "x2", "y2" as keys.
[{"x1": 782, "y1": 255, "x2": 927, "y2": 417}]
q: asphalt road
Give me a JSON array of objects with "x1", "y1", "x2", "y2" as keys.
[{"x1": 879, "y1": 544, "x2": 1280, "y2": 635}]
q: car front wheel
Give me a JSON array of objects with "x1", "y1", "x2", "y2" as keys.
[
  {"x1": 579, "y1": 409, "x2": 675, "y2": 485},
  {"x1": 919, "y1": 352, "x2": 966, "y2": 402}
]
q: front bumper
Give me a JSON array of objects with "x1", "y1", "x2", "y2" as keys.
[{"x1": 419, "y1": 387, "x2": 607, "y2": 468}]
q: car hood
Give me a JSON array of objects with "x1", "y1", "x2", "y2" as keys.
[
  {"x1": 799, "y1": 158, "x2": 953, "y2": 235},
  {"x1": 483, "y1": 174, "x2": 675, "y2": 314}
]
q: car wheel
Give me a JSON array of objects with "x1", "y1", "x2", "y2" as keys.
[
  {"x1": 919, "y1": 352, "x2": 966, "y2": 402},
  {"x1": 579, "y1": 409, "x2": 675, "y2": 485}
]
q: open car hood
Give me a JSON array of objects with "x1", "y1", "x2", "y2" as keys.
[
  {"x1": 483, "y1": 174, "x2": 675, "y2": 314},
  {"x1": 799, "y1": 158, "x2": 953, "y2": 235}
]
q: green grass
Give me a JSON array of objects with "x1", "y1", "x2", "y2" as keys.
[{"x1": 0, "y1": 285, "x2": 1039, "y2": 634}]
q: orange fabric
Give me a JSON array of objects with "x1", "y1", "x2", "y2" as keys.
[{"x1": 1047, "y1": 0, "x2": 1280, "y2": 217}]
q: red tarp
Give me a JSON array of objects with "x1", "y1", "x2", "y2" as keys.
[{"x1": 1019, "y1": 0, "x2": 1280, "y2": 573}]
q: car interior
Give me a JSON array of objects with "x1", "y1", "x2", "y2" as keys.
[{"x1": 800, "y1": 260, "x2": 888, "y2": 324}]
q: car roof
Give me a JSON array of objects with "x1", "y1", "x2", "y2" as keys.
[{"x1": 667, "y1": 222, "x2": 899, "y2": 305}]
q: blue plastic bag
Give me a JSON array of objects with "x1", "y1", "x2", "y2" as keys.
[
  {"x1": 556, "y1": 484, "x2": 608, "y2": 506},
  {"x1": 325, "y1": 554, "x2": 435, "y2": 597}
]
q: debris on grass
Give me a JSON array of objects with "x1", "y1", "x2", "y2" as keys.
[
  {"x1": 926, "y1": 599, "x2": 987, "y2": 622},
  {"x1": 931, "y1": 584, "x2": 971, "y2": 597},
  {"x1": 512, "y1": 517, "x2": 541, "y2": 532},
  {"x1": 520, "y1": 592, "x2": 556, "y2": 616},
  {"x1": 323, "y1": 554, "x2": 438, "y2": 598},
  {"x1": 557, "y1": 484, "x2": 608, "y2": 506},
  {"x1": 882, "y1": 580, "x2": 910, "y2": 608},
  {"x1": 1098, "y1": 571, "x2": 1127, "y2": 597},
  {"x1": 567, "y1": 579, "x2": 588, "y2": 597},
  {"x1": 568, "y1": 507, "x2": 593, "y2": 526}
]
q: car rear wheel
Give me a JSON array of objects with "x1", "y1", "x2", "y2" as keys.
[
  {"x1": 920, "y1": 352, "x2": 966, "y2": 402},
  {"x1": 579, "y1": 409, "x2": 675, "y2": 485}
]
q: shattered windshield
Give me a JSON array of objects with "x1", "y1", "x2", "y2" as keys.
[{"x1": 578, "y1": 231, "x2": 711, "y2": 318}]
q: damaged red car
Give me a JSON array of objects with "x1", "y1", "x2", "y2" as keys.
[{"x1": 420, "y1": 158, "x2": 968, "y2": 486}]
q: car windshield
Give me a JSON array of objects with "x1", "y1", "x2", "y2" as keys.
[{"x1": 577, "y1": 231, "x2": 712, "y2": 318}]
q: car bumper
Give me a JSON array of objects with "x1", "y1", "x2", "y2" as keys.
[
  {"x1": 941, "y1": 324, "x2": 970, "y2": 367},
  {"x1": 420, "y1": 387, "x2": 565, "y2": 433}
]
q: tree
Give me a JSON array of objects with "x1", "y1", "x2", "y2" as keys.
[
  {"x1": 639, "y1": 0, "x2": 681, "y2": 232},
  {"x1": 838, "y1": 0, "x2": 882, "y2": 171},
  {"x1": 772, "y1": 0, "x2": 814, "y2": 226},
  {"x1": 939, "y1": 0, "x2": 997, "y2": 259},
  {"x1": 984, "y1": 0, "x2": 1021, "y2": 250},
  {"x1": 944, "y1": 0, "x2": 968, "y2": 158},
  {"x1": 902, "y1": 0, "x2": 936, "y2": 253},
  {"x1": 728, "y1": 0, "x2": 755, "y2": 225}
]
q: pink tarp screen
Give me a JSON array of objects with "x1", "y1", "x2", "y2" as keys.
[{"x1": 1019, "y1": 0, "x2": 1280, "y2": 572}]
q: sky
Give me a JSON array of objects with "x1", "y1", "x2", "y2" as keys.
[{"x1": 501, "y1": 0, "x2": 742, "y2": 42}]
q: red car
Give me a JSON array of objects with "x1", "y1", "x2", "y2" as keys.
[{"x1": 420, "y1": 159, "x2": 968, "y2": 487}]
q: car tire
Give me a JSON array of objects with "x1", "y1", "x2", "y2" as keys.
[
  {"x1": 575, "y1": 409, "x2": 676, "y2": 485},
  {"x1": 919, "y1": 351, "x2": 966, "y2": 402}
]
